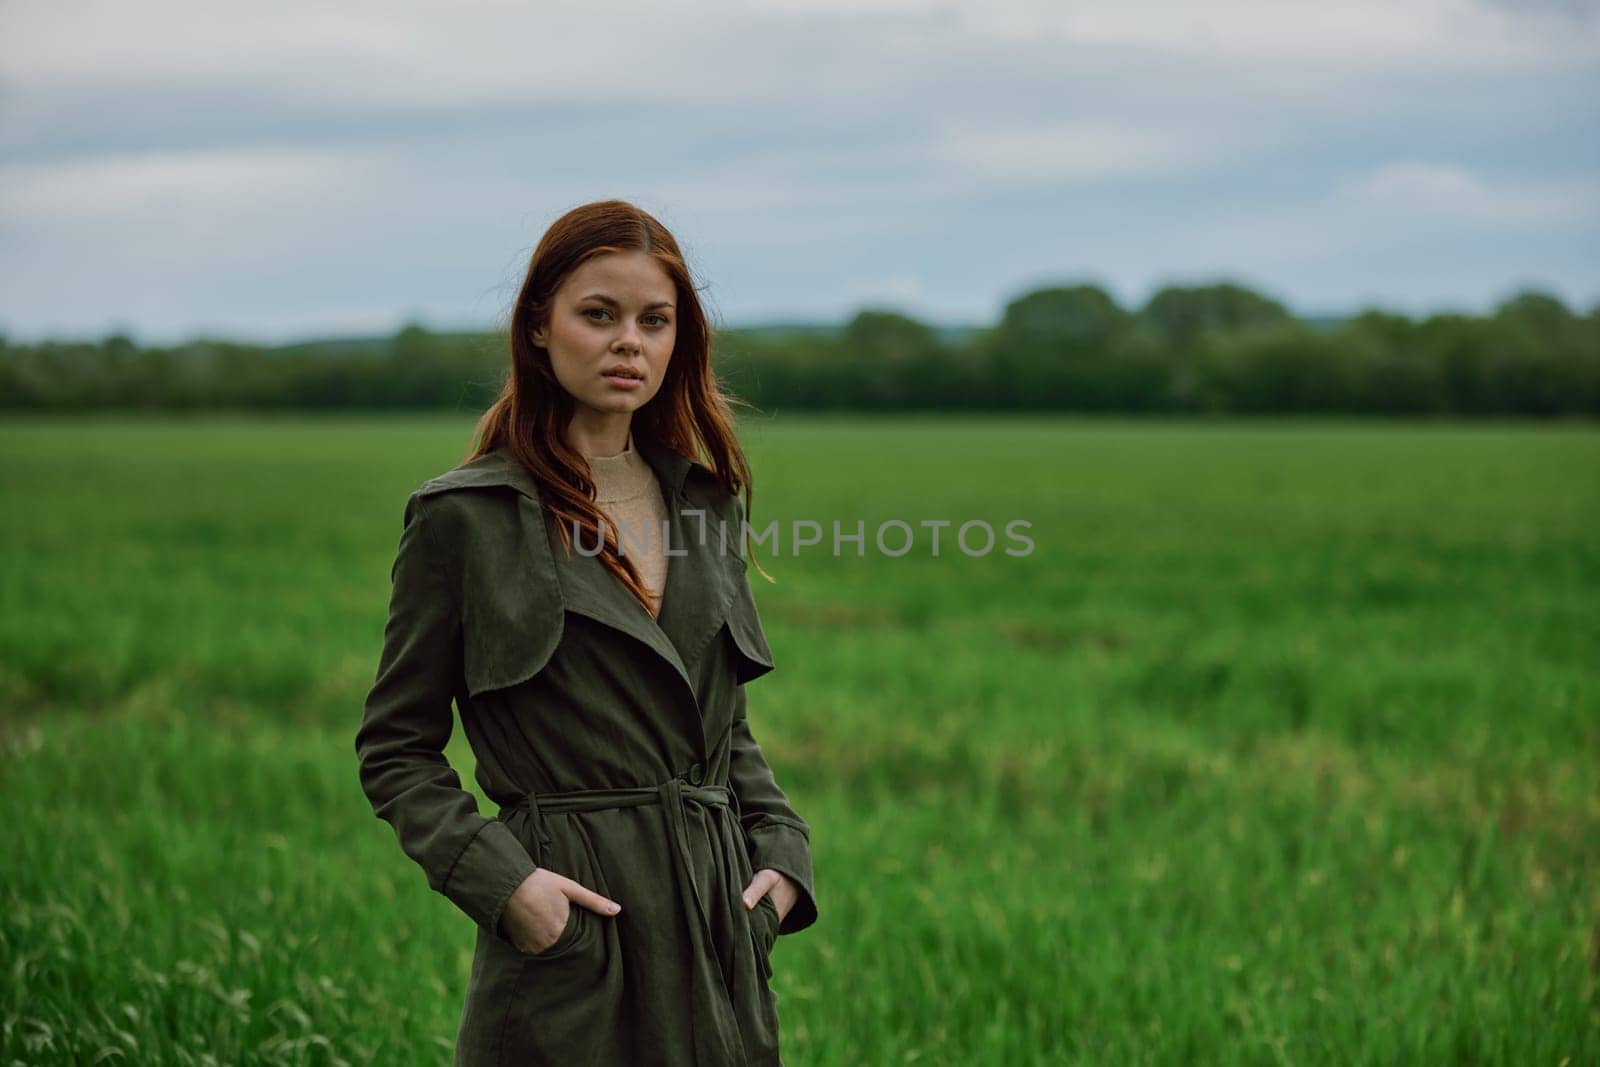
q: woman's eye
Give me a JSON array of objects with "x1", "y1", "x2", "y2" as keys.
[{"x1": 583, "y1": 308, "x2": 666, "y2": 327}]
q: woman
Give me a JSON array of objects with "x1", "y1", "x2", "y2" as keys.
[{"x1": 354, "y1": 200, "x2": 817, "y2": 1067}]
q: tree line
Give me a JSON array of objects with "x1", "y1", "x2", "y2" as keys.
[{"x1": 3, "y1": 282, "x2": 1596, "y2": 415}]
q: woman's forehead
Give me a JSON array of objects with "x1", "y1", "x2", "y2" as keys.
[{"x1": 562, "y1": 251, "x2": 675, "y2": 304}]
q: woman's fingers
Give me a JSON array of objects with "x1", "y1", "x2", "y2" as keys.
[
  {"x1": 559, "y1": 875, "x2": 622, "y2": 916},
  {"x1": 740, "y1": 868, "x2": 781, "y2": 909}
]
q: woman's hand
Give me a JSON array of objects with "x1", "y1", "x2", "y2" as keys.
[
  {"x1": 740, "y1": 869, "x2": 798, "y2": 925},
  {"x1": 499, "y1": 868, "x2": 621, "y2": 955}
]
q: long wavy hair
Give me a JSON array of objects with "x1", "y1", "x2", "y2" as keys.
[{"x1": 468, "y1": 199, "x2": 766, "y2": 612}]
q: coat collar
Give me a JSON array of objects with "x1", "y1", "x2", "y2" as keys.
[
  {"x1": 421, "y1": 435, "x2": 702, "y2": 504},
  {"x1": 416, "y1": 435, "x2": 739, "y2": 743}
]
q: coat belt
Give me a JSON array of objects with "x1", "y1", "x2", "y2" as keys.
[{"x1": 505, "y1": 773, "x2": 746, "y2": 1066}]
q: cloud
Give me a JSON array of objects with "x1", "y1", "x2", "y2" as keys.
[
  {"x1": 1336, "y1": 161, "x2": 1600, "y2": 227},
  {"x1": 965, "y1": 1, "x2": 1597, "y2": 64},
  {"x1": 0, "y1": 146, "x2": 380, "y2": 223},
  {"x1": 844, "y1": 272, "x2": 925, "y2": 309},
  {"x1": 3, "y1": 1, "x2": 1594, "y2": 109},
  {"x1": 930, "y1": 119, "x2": 1234, "y2": 185}
]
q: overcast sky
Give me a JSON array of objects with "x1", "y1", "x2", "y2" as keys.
[{"x1": 2, "y1": 0, "x2": 1596, "y2": 346}]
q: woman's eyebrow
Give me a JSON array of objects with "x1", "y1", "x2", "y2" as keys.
[{"x1": 580, "y1": 293, "x2": 675, "y2": 311}]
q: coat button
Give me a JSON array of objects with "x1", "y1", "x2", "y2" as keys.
[{"x1": 687, "y1": 762, "x2": 705, "y2": 785}]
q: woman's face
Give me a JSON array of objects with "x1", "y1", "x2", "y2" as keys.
[{"x1": 533, "y1": 250, "x2": 678, "y2": 422}]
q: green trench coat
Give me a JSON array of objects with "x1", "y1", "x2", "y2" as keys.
[{"x1": 354, "y1": 439, "x2": 818, "y2": 1067}]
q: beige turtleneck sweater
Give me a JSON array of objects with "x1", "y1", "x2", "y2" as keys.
[{"x1": 585, "y1": 432, "x2": 670, "y2": 618}]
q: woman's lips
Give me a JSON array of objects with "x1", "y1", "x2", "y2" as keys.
[{"x1": 603, "y1": 373, "x2": 644, "y2": 390}]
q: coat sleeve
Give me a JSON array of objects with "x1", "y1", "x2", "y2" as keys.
[
  {"x1": 354, "y1": 490, "x2": 537, "y2": 945},
  {"x1": 729, "y1": 688, "x2": 818, "y2": 935},
  {"x1": 724, "y1": 494, "x2": 818, "y2": 935}
]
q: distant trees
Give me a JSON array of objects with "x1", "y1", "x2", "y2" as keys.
[
  {"x1": 983, "y1": 286, "x2": 1131, "y2": 410},
  {"x1": 2, "y1": 285, "x2": 1595, "y2": 415}
]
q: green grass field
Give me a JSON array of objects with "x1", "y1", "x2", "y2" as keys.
[{"x1": 1, "y1": 414, "x2": 1596, "y2": 1065}]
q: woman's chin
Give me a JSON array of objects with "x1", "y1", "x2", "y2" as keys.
[{"x1": 576, "y1": 393, "x2": 648, "y2": 418}]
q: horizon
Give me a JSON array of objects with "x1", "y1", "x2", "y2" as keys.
[{"x1": 0, "y1": 288, "x2": 1560, "y2": 351}]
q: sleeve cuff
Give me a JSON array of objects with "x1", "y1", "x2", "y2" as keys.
[
  {"x1": 441, "y1": 819, "x2": 539, "y2": 943},
  {"x1": 748, "y1": 822, "x2": 817, "y2": 935}
]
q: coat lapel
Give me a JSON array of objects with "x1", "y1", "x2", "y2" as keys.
[
  {"x1": 429, "y1": 440, "x2": 737, "y2": 705},
  {"x1": 635, "y1": 435, "x2": 741, "y2": 687}
]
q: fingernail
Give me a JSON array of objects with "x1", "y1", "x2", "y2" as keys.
[{"x1": 609, "y1": 903, "x2": 621, "y2": 914}]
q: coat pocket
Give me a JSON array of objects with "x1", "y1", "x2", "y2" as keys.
[
  {"x1": 519, "y1": 901, "x2": 587, "y2": 961},
  {"x1": 496, "y1": 807, "x2": 595, "y2": 963},
  {"x1": 751, "y1": 893, "x2": 780, "y2": 979}
]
